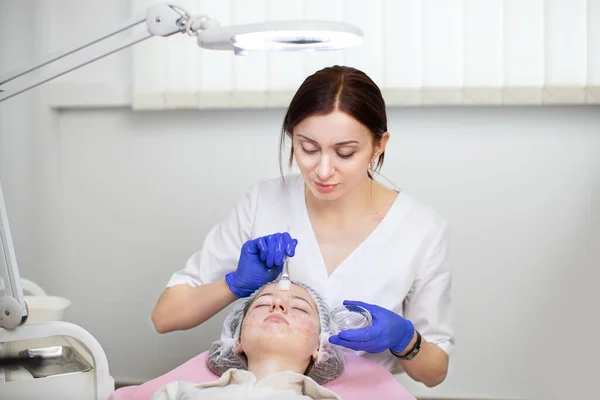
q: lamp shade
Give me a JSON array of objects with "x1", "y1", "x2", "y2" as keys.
[{"x1": 196, "y1": 20, "x2": 363, "y2": 55}]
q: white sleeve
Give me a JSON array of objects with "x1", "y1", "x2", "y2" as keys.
[
  {"x1": 166, "y1": 183, "x2": 259, "y2": 288},
  {"x1": 403, "y1": 221, "x2": 455, "y2": 356}
]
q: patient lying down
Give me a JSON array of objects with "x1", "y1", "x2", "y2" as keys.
[{"x1": 151, "y1": 280, "x2": 345, "y2": 400}]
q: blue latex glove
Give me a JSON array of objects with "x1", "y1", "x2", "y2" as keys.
[
  {"x1": 328, "y1": 300, "x2": 415, "y2": 354},
  {"x1": 225, "y1": 232, "x2": 298, "y2": 298}
]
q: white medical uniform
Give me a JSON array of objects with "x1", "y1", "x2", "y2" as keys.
[
  {"x1": 167, "y1": 174, "x2": 454, "y2": 370},
  {"x1": 150, "y1": 369, "x2": 340, "y2": 400}
]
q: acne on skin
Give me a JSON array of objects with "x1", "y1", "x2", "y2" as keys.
[
  {"x1": 236, "y1": 283, "x2": 323, "y2": 376},
  {"x1": 241, "y1": 287, "x2": 320, "y2": 339}
]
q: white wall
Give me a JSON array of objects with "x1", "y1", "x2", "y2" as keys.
[
  {"x1": 0, "y1": 0, "x2": 37, "y2": 276},
  {"x1": 1, "y1": 1, "x2": 599, "y2": 400}
]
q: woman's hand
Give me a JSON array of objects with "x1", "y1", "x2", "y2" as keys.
[
  {"x1": 328, "y1": 300, "x2": 415, "y2": 355},
  {"x1": 225, "y1": 232, "x2": 298, "y2": 298}
]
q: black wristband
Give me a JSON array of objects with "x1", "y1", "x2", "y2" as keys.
[{"x1": 390, "y1": 330, "x2": 421, "y2": 360}]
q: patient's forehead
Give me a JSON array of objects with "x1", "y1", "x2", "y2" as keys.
[{"x1": 257, "y1": 283, "x2": 318, "y2": 310}]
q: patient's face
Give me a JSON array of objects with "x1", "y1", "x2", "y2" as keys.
[{"x1": 238, "y1": 283, "x2": 321, "y2": 363}]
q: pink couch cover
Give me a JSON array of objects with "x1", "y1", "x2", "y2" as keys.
[{"x1": 109, "y1": 351, "x2": 416, "y2": 400}]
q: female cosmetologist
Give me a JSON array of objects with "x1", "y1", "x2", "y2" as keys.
[{"x1": 151, "y1": 65, "x2": 454, "y2": 387}]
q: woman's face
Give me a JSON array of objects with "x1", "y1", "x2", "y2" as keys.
[
  {"x1": 238, "y1": 283, "x2": 321, "y2": 362},
  {"x1": 292, "y1": 110, "x2": 388, "y2": 201}
]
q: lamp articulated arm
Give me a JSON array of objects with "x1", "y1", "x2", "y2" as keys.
[
  {"x1": 0, "y1": 3, "x2": 214, "y2": 103},
  {"x1": 0, "y1": 3, "x2": 363, "y2": 104}
]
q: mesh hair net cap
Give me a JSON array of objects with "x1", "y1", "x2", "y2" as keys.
[{"x1": 208, "y1": 280, "x2": 345, "y2": 385}]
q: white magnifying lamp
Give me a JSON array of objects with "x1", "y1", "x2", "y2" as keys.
[
  {"x1": 198, "y1": 20, "x2": 363, "y2": 55},
  {"x1": 0, "y1": 3, "x2": 363, "y2": 103}
]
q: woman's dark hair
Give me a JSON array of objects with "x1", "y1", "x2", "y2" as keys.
[{"x1": 279, "y1": 65, "x2": 388, "y2": 178}]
